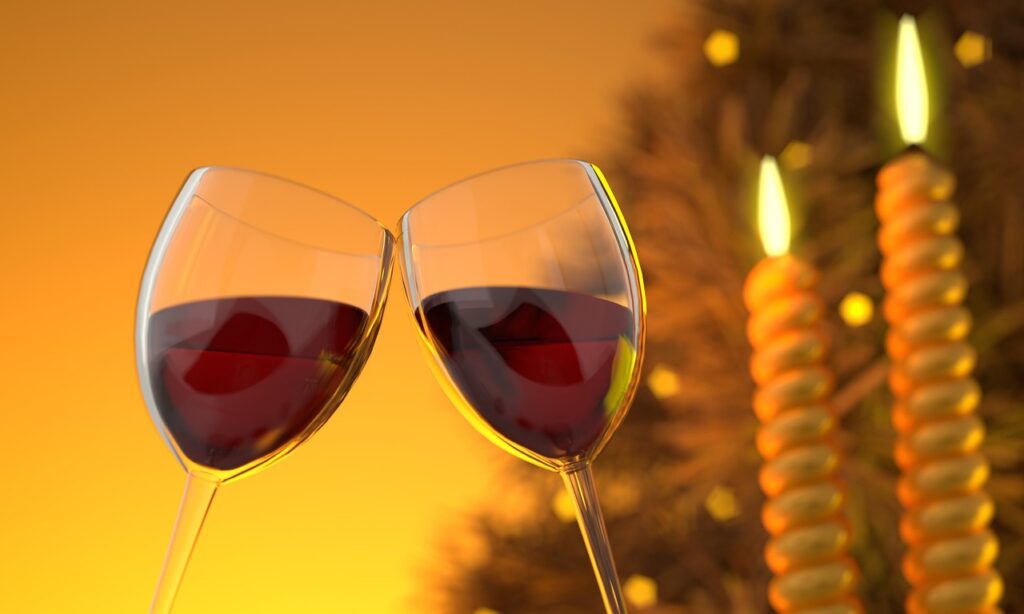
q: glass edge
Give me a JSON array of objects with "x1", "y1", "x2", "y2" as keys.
[
  {"x1": 135, "y1": 167, "x2": 211, "y2": 473},
  {"x1": 398, "y1": 213, "x2": 420, "y2": 308},
  {"x1": 584, "y1": 162, "x2": 648, "y2": 458},
  {"x1": 200, "y1": 165, "x2": 389, "y2": 231},
  {"x1": 401, "y1": 158, "x2": 589, "y2": 218},
  {"x1": 193, "y1": 166, "x2": 390, "y2": 257}
]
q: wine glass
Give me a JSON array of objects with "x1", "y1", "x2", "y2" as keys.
[
  {"x1": 398, "y1": 160, "x2": 645, "y2": 613},
  {"x1": 136, "y1": 167, "x2": 393, "y2": 612}
]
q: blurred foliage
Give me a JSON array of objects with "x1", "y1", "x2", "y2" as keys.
[{"x1": 426, "y1": 1, "x2": 1024, "y2": 611}]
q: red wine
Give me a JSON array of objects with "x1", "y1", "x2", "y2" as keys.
[
  {"x1": 420, "y1": 286, "x2": 634, "y2": 459},
  {"x1": 147, "y1": 296, "x2": 370, "y2": 470}
]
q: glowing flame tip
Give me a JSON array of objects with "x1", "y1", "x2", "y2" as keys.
[
  {"x1": 757, "y1": 156, "x2": 791, "y2": 257},
  {"x1": 897, "y1": 14, "x2": 929, "y2": 145}
]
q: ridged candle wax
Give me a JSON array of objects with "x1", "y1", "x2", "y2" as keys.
[
  {"x1": 745, "y1": 255, "x2": 862, "y2": 614},
  {"x1": 876, "y1": 152, "x2": 1003, "y2": 614}
]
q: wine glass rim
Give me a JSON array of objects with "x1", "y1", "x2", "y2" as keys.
[
  {"x1": 399, "y1": 158, "x2": 591, "y2": 223},
  {"x1": 399, "y1": 190, "x2": 597, "y2": 252},
  {"x1": 190, "y1": 165, "x2": 393, "y2": 252}
]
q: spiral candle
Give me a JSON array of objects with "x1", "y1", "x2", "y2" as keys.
[
  {"x1": 745, "y1": 157, "x2": 861, "y2": 613},
  {"x1": 876, "y1": 152, "x2": 1003, "y2": 613},
  {"x1": 745, "y1": 255, "x2": 862, "y2": 614}
]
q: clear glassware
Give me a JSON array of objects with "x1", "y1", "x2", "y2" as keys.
[
  {"x1": 135, "y1": 167, "x2": 394, "y2": 613},
  {"x1": 398, "y1": 160, "x2": 646, "y2": 613}
]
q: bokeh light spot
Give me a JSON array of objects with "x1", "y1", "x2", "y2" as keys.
[
  {"x1": 781, "y1": 141, "x2": 812, "y2": 170},
  {"x1": 624, "y1": 574, "x2": 658, "y2": 607},
  {"x1": 839, "y1": 291, "x2": 874, "y2": 327},
  {"x1": 647, "y1": 364, "x2": 680, "y2": 399},
  {"x1": 552, "y1": 489, "x2": 577, "y2": 523},
  {"x1": 704, "y1": 29, "x2": 739, "y2": 67},
  {"x1": 955, "y1": 31, "x2": 992, "y2": 68},
  {"x1": 705, "y1": 484, "x2": 741, "y2": 521}
]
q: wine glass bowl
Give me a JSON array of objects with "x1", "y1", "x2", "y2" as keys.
[
  {"x1": 417, "y1": 285, "x2": 636, "y2": 465},
  {"x1": 399, "y1": 160, "x2": 645, "y2": 612},
  {"x1": 137, "y1": 167, "x2": 393, "y2": 611}
]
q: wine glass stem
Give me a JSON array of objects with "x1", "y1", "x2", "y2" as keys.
[
  {"x1": 150, "y1": 473, "x2": 219, "y2": 614},
  {"x1": 561, "y1": 464, "x2": 627, "y2": 614}
]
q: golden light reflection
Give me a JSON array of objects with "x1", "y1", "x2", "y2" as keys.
[
  {"x1": 757, "y1": 156, "x2": 791, "y2": 257},
  {"x1": 646, "y1": 363, "x2": 680, "y2": 399},
  {"x1": 703, "y1": 29, "x2": 739, "y2": 67},
  {"x1": 705, "y1": 484, "x2": 741, "y2": 521},
  {"x1": 897, "y1": 15, "x2": 929, "y2": 145},
  {"x1": 552, "y1": 489, "x2": 577, "y2": 523},
  {"x1": 839, "y1": 291, "x2": 874, "y2": 327},
  {"x1": 624, "y1": 574, "x2": 659, "y2": 608},
  {"x1": 780, "y1": 140, "x2": 812, "y2": 170},
  {"x1": 954, "y1": 31, "x2": 992, "y2": 68}
]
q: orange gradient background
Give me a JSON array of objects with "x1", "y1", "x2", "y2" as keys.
[{"x1": 0, "y1": 2, "x2": 672, "y2": 611}]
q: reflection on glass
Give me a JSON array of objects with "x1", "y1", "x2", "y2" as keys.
[
  {"x1": 136, "y1": 168, "x2": 393, "y2": 612},
  {"x1": 400, "y1": 160, "x2": 645, "y2": 613}
]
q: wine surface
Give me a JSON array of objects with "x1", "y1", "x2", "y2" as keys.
[
  {"x1": 148, "y1": 296, "x2": 368, "y2": 470},
  {"x1": 421, "y1": 286, "x2": 634, "y2": 459}
]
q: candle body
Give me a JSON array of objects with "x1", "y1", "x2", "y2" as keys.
[
  {"x1": 744, "y1": 255, "x2": 862, "y2": 614},
  {"x1": 876, "y1": 152, "x2": 1003, "y2": 613}
]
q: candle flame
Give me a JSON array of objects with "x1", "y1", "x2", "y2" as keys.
[
  {"x1": 897, "y1": 15, "x2": 929, "y2": 144},
  {"x1": 757, "y1": 156, "x2": 790, "y2": 257}
]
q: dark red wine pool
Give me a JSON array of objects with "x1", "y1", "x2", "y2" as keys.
[
  {"x1": 420, "y1": 286, "x2": 635, "y2": 459},
  {"x1": 147, "y1": 296, "x2": 368, "y2": 470}
]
